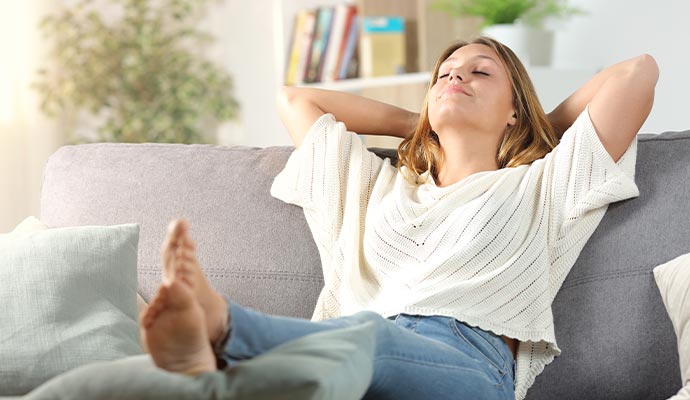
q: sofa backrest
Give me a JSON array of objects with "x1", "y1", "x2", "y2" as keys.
[{"x1": 40, "y1": 131, "x2": 690, "y2": 399}]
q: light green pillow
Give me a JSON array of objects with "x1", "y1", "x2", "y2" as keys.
[
  {"x1": 0, "y1": 223, "x2": 142, "y2": 395},
  {"x1": 26, "y1": 320, "x2": 376, "y2": 400}
]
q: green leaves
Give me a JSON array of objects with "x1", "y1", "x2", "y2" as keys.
[
  {"x1": 431, "y1": 0, "x2": 586, "y2": 28},
  {"x1": 32, "y1": 0, "x2": 238, "y2": 144}
]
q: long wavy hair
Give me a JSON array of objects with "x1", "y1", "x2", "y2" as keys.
[{"x1": 397, "y1": 36, "x2": 559, "y2": 184}]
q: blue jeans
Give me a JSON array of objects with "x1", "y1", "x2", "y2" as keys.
[{"x1": 221, "y1": 301, "x2": 515, "y2": 400}]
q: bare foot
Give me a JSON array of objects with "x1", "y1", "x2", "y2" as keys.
[
  {"x1": 140, "y1": 278, "x2": 216, "y2": 375},
  {"x1": 161, "y1": 219, "x2": 229, "y2": 345}
]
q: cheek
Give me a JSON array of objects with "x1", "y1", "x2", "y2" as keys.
[
  {"x1": 427, "y1": 94, "x2": 446, "y2": 127},
  {"x1": 427, "y1": 91, "x2": 439, "y2": 124},
  {"x1": 486, "y1": 87, "x2": 513, "y2": 111}
]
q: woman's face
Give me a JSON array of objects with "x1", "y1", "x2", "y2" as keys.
[{"x1": 428, "y1": 44, "x2": 516, "y2": 140}]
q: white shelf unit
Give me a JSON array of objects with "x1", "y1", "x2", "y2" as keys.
[
  {"x1": 297, "y1": 71, "x2": 431, "y2": 91},
  {"x1": 273, "y1": 0, "x2": 598, "y2": 148},
  {"x1": 274, "y1": 1, "x2": 596, "y2": 104}
]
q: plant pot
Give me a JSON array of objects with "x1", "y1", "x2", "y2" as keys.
[
  {"x1": 528, "y1": 29, "x2": 555, "y2": 67},
  {"x1": 481, "y1": 23, "x2": 532, "y2": 66}
]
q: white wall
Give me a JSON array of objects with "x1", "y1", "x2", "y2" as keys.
[
  {"x1": 203, "y1": 1, "x2": 284, "y2": 147},
  {"x1": 0, "y1": 0, "x2": 62, "y2": 232},
  {"x1": 552, "y1": 0, "x2": 690, "y2": 134},
  {"x1": 204, "y1": 0, "x2": 343, "y2": 148}
]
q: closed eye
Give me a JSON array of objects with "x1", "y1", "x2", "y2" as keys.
[{"x1": 437, "y1": 71, "x2": 490, "y2": 80}]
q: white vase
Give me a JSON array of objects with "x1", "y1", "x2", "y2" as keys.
[
  {"x1": 481, "y1": 23, "x2": 532, "y2": 67},
  {"x1": 528, "y1": 29, "x2": 555, "y2": 67}
]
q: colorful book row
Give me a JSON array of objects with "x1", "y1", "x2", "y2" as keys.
[{"x1": 284, "y1": 4, "x2": 359, "y2": 85}]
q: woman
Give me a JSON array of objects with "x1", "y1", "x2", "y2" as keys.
[{"x1": 140, "y1": 37, "x2": 658, "y2": 400}]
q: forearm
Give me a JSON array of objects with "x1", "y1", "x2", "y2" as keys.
[
  {"x1": 547, "y1": 55, "x2": 655, "y2": 138},
  {"x1": 280, "y1": 86, "x2": 418, "y2": 138}
]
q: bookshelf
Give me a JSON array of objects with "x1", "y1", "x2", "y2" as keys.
[
  {"x1": 273, "y1": 0, "x2": 485, "y2": 86},
  {"x1": 273, "y1": 0, "x2": 598, "y2": 148},
  {"x1": 272, "y1": 0, "x2": 474, "y2": 148}
]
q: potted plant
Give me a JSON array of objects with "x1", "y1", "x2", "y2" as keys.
[
  {"x1": 431, "y1": 0, "x2": 586, "y2": 66},
  {"x1": 33, "y1": 0, "x2": 239, "y2": 144}
]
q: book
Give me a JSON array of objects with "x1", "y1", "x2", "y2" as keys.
[
  {"x1": 338, "y1": 14, "x2": 359, "y2": 80},
  {"x1": 321, "y1": 4, "x2": 355, "y2": 83},
  {"x1": 332, "y1": 5, "x2": 358, "y2": 81},
  {"x1": 360, "y1": 16, "x2": 406, "y2": 78},
  {"x1": 304, "y1": 7, "x2": 334, "y2": 83},
  {"x1": 291, "y1": 9, "x2": 316, "y2": 85},
  {"x1": 284, "y1": 10, "x2": 307, "y2": 85}
]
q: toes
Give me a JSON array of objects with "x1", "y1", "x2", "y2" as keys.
[
  {"x1": 161, "y1": 219, "x2": 192, "y2": 279},
  {"x1": 168, "y1": 219, "x2": 189, "y2": 237},
  {"x1": 174, "y1": 260, "x2": 196, "y2": 288},
  {"x1": 176, "y1": 246, "x2": 197, "y2": 263},
  {"x1": 173, "y1": 220, "x2": 190, "y2": 247},
  {"x1": 162, "y1": 219, "x2": 185, "y2": 251},
  {"x1": 179, "y1": 227, "x2": 196, "y2": 251}
]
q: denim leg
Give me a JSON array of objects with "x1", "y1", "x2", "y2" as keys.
[
  {"x1": 222, "y1": 300, "x2": 376, "y2": 361},
  {"x1": 221, "y1": 302, "x2": 514, "y2": 400},
  {"x1": 364, "y1": 315, "x2": 515, "y2": 400}
]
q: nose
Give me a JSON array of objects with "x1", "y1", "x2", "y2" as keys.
[{"x1": 448, "y1": 67, "x2": 464, "y2": 82}]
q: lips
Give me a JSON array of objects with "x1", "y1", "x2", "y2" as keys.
[{"x1": 443, "y1": 84, "x2": 471, "y2": 96}]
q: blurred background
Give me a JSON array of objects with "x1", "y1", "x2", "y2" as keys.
[{"x1": 1, "y1": 0, "x2": 688, "y2": 232}]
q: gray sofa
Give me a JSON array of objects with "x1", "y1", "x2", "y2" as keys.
[{"x1": 39, "y1": 129, "x2": 690, "y2": 399}]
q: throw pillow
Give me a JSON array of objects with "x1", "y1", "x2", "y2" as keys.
[
  {"x1": 653, "y1": 251, "x2": 690, "y2": 399},
  {"x1": 670, "y1": 385, "x2": 690, "y2": 400},
  {"x1": 0, "y1": 222, "x2": 142, "y2": 395},
  {"x1": 3, "y1": 216, "x2": 149, "y2": 315},
  {"x1": 6, "y1": 216, "x2": 49, "y2": 234},
  {"x1": 26, "y1": 320, "x2": 377, "y2": 400}
]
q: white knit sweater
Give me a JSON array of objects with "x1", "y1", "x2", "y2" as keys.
[{"x1": 270, "y1": 105, "x2": 639, "y2": 400}]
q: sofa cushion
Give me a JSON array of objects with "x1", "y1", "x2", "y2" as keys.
[
  {"x1": 0, "y1": 222, "x2": 142, "y2": 395},
  {"x1": 39, "y1": 143, "x2": 396, "y2": 320},
  {"x1": 25, "y1": 320, "x2": 377, "y2": 400}
]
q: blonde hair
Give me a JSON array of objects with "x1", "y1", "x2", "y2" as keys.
[{"x1": 396, "y1": 36, "x2": 559, "y2": 184}]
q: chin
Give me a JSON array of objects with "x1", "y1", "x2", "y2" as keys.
[{"x1": 431, "y1": 111, "x2": 474, "y2": 132}]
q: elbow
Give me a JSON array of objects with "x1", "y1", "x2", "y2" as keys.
[
  {"x1": 631, "y1": 54, "x2": 660, "y2": 86},
  {"x1": 276, "y1": 85, "x2": 312, "y2": 115},
  {"x1": 276, "y1": 85, "x2": 294, "y2": 113}
]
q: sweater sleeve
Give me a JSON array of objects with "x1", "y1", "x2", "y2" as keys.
[
  {"x1": 270, "y1": 113, "x2": 385, "y2": 237},
  {"x1": 544, "y1": 105, "x2": 640, "y2": 269}
]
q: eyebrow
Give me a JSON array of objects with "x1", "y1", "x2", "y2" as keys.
[{"x1": 440, "y1": 55, "x2": 499, "y2": 68}]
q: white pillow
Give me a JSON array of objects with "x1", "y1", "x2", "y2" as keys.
[
  {"x1": 669, "y1": 385, "x2": 690, "y2": 400},
  {"x1": 653, "y1": 252, "x2": 690, "y2": 399},
  {"x1": 0, "y1": 216, "x2": 49, "y2": 236},
  {"x1": 0, "y1": 219, "x2": 143, "y2": 395},
  {"x1": 4, "y1": 217, "x2": 148, "y2": 313}
]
